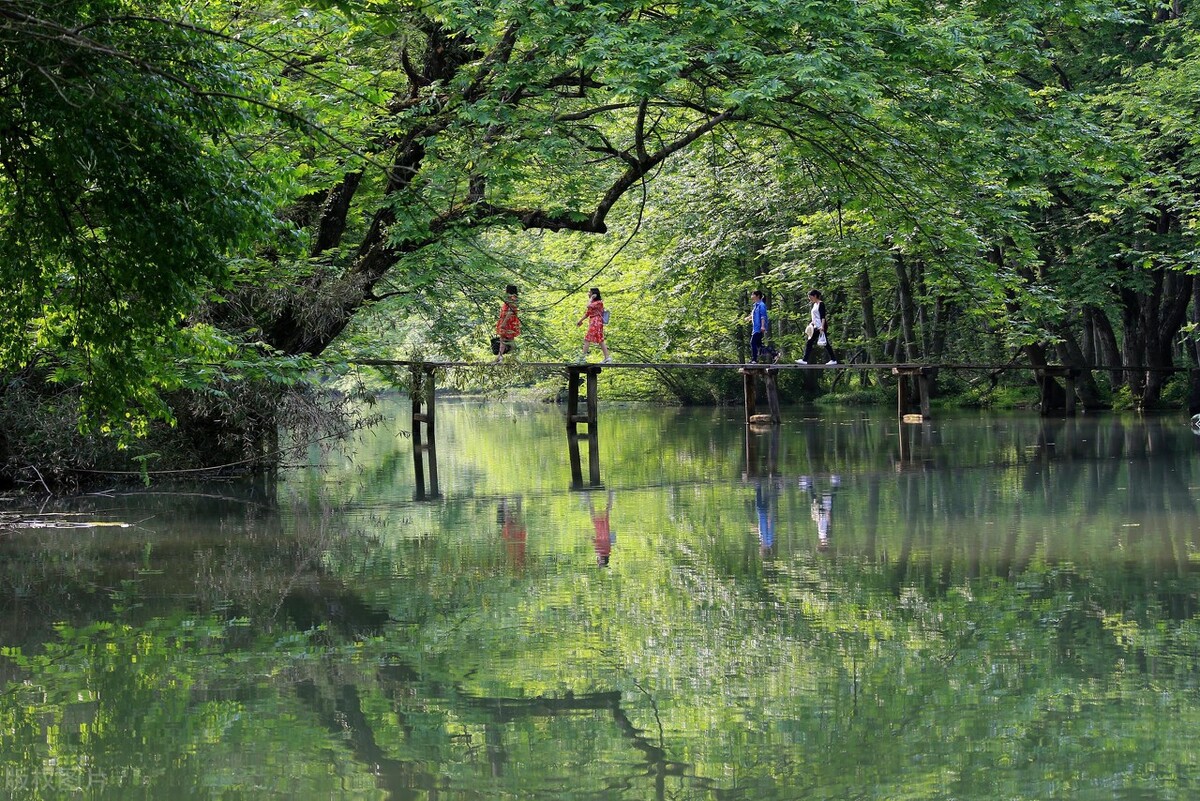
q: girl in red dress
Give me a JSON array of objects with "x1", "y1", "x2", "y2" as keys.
[
  {"x1": 576, "y1": 287, "x2": 611, "y2": 363},
  {"x1": 495, "y1": 284, "x2": 520, "y2": 362}
]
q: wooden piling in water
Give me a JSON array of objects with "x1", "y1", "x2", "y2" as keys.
[
  {"x1": 585, "y1": 368, "x2": 600, "y2": 483},
  {"x1": 740, "y1": 366, "x2": 781, "y2": 425},
  {"x1": 566, "y1": 366, "x2": 583, "y2": 486},
  {"x1": 742, "y1": 369, "x2": 757, "y2": 423},
  {"x1": 410, "y1": 364, "x2": 440, "y2": 499},
  {"x1": 893, "y1": 365, "x2": 932, "y2": 422},
  {"x1": 1035, "y1": 366, "x2": 1079, "y2": 417},
  {"x1": 764, "y1": 370, "x2": 782, "y2": 424},
  {"x1": 566, "y1": 365, "x2": 602, "y2": 488}
]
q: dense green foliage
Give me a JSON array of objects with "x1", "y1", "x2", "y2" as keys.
[
  {"x1": 0, "y1": 0, "x2": 274, "y2": 426},
  {"x1": 312, "y1": 0, "x2": 1200, "y2": 408},
  {"x1": 4, "y1": 0, "x2": 1200, "y2": 482}
]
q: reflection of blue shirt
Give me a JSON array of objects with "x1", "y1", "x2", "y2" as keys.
[
  {"x1": 752, "y1": 300, "x2": 768, "y2": 334},
  {"x1": 756, "y1": 485, "x2": 775, "y2": 548}
]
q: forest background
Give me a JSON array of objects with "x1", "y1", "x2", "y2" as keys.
[{"x1": 2, "y1": 0, "x2": 1200, "y2": 489}]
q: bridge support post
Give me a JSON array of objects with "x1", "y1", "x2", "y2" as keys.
[
  {"x1": 411, "y1": 363, "x2": 440, "y2": 499},
  {"x1": 742, "y1": 369, "x2": 757, "y2": 422},
  {"x1": 893, "y1": 365, "x2": 932, "y2": 422},
  {"x1": 566, "y1": 365, "x2": 602, "y2": 488},
  {"x1": 1036, "y1": 366, "x2": 1079, "y2": 417},
  {"x1": 764, "y1": 370, "x2": 782, "y2": 424},
  {"x1": 741, "y1": 366, "x2": 781, "y2": 425}
]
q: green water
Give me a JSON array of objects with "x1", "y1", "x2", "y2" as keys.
[{"x1": 2, "y1": 399, "x2": 1200, "y2": 799}]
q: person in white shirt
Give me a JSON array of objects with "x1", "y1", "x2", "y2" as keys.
[{"x1": 795, "y1": 289, "x2": 837, "y2": 365}]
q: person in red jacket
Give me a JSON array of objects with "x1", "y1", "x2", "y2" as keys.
[{"x1": 495, "y1": 284, "x2": 521, "y2": 362}]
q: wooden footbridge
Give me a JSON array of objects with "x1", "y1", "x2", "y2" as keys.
[{"x1": 356, "y1": 358, "x2": 1151, "y2": 499}]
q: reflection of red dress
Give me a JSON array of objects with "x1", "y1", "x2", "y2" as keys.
[
  {"x1": 584, "y1": 300, "x2": 605, "y2": 343},
  {"x1": 496, "y1": 299, "x2": 520, "y2": 339},
  {"x1": 593, "y1": 514, "x2": 611, "y2": 562},
  {"x1": 502, "y1": 517, "x2": 526, "y2": 567}
]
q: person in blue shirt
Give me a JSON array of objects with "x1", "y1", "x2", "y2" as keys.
[{"x1": 747, "y1": 289, "x2": 779, "y2": 364}]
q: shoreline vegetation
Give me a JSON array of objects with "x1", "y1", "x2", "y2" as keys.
[{"x1": 1, "y1": 367, "x2": 1191, "y2": 501}]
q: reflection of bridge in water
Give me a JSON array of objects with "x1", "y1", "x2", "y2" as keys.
[{"x1": 354, "y1": 359, "x2": 1189, "y2": 499}]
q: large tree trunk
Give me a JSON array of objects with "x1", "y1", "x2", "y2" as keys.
[
  {"x1": 1081, "y1": 311, "x2": 1095, "y2": 364},
  {"x1": 857, "y1": 266, "x2": 878, "y2": 363},
  {"x1": 929, "y1": 296, "x2": 950, "y2": 362},
  {"x1": 1144, "y1": 270, "x2": 1191, "y2": 406},
  {"x1": 1051, "y1": 324, "x2": 1107, "y2": 409},
  {"x1": 1086, "y1": 306, "x2": 1122, "y2": 389},
  {"x1": 1118, "y1": 259, "x2": 1192, "y2": 408},
  {"x1": 1189, "y1": 280, "x2": 1200, "y2": 368},
  {"x1": 893, "y1": 253, "x2": 919, "y2": 362}
]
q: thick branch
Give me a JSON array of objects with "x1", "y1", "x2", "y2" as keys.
[
  {"x1": 310, "y1": 171, "x2": 363, "y2": 256},
  {"x1": 554, "y1": 102, "x2": 641, "y2": 122},
  {"x1": 634, "y1": 97, "x2": 649, "y2": 162}
]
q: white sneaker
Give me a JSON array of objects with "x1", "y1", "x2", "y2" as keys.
[
  {"x1": 795, "y1": 359, "x2": 807, "y2": 365},
  {"x1": 827, "y1": 360, "x2": 838, "y2": 365},
  {"x1": 601, "y1": 357, "x2": 612, "y2": 364}
]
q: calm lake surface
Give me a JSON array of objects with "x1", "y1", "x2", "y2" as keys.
[{"x1": 3, "y1": 399, "x2": 1200, "y2": 799}]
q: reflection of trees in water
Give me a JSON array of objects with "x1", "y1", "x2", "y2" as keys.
[
  {"x1": 5, "y1": 409, "x2": 1200, "y2": 798},
  {"x1": 797, "y1": 417, "x2": 1200, "y2": 692},
  {"x1": 292, "y1": 672, "x2": 699, "y2": 800},
  {"x1": 877, "y1": 479, "x2": 1199, "y2": 609},
  {"x1": 870, "y1": 417, "x2": 1196, "y2": 572},
  {"x1": 0, "y1": 481, "x2": 385, "y2": 648}
]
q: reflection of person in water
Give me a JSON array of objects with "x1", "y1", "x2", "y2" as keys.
[
  {"x1": 755, "y1": 482, "x2": 776, "y2": 554},
  {"x1": 799, "y1": 475, "x2": 839, "y2": 549},
  {"x1": 590, "y1": 491, "x2": 614, "y2": 567},
  {"x1": 498, "y1": 498, "x2": 526, "y2": 568}
]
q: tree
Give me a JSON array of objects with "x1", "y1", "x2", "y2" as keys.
[
  {"x1": 8, "y1": 0, "x2": 1193, "y2": 481},
  {"x1": 216, "y1": 0, "x2": 1105, "y2": 363},
  {"x1": 0, "y1": 0, "x2": 272, "y2": 431},
  {"x1": 985, "y1": 2, "x2": 1200, "y2": 407}
]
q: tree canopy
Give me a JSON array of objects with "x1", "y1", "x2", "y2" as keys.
[
  {"x1": 3, "y1": 0, "x2": 1200, "y2": 480},
  {"x1": 0, "y1": 0, "x2": 274, "y2": 429}
]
